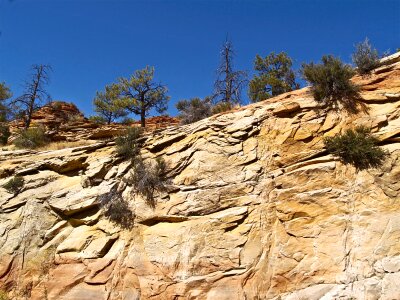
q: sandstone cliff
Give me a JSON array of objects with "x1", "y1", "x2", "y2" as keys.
[{"x1": 0, "y1": 52, "x2": 399, "y2": 300}]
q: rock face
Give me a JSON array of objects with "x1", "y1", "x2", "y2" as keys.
[
  {"x1": 9, "y1": 101, "x2": 179, "y2": 143},
  {"x1": 0, "y1": 52, "x2": 400, "y2": 300}
]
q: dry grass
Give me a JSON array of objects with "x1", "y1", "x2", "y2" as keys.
[{"x1": 37, "y1": 140, "x2": 95, "y2": 151}]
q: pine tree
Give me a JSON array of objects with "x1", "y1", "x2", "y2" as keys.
[
  {"x1": 93, "y1": 84, "x2": 127, "y2": 124},
  {"x1": 248, "y1": 52, "x2": 299, "y2": 102},
  {"x1": 118, "y1": 66, "x2": 169, "y2": 127}
]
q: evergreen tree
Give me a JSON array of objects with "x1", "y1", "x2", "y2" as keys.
[
  {"x1": 0, "y1": 82, "x2": 12, "y2": 122},
  {"x1": 93, "y1": 84, "x2": 127, "y2": 124},
  {"x1": 118, "y1": 66, "x2": 169, "y2": 127},
  {"x1": 248, "y1": 52, "x2": 299, "y2": 102}
]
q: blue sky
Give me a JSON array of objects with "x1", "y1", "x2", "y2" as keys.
[{"x1": 0, "y1": 0, "x2": 399, "y2": 118}]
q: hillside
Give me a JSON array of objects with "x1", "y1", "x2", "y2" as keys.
[{"x1": 0, "y1": 52, "x2": 399, "y2": 299}]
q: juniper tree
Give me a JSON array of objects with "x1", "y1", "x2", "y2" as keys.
[{"x1": 248, "y1": 52, "x2": 299, "y2": 102}]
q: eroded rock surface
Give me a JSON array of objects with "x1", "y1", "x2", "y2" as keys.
[{"x1": 1, "y1": 52, "x2": 400, "y2": 299}]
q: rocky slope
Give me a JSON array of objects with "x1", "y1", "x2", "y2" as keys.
[{"x1": 0, "y1": 52, "x2": 400, "y2": 300}]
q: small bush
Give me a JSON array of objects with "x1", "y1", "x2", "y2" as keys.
[
  {"x1": 324, "y1": 126, "x2": 387, "y2": 170},
  {"x1": 51, "y1": 101, "x2": 63, "y2": 111},
  {"x1": 120, "y1": 117, "x2": 136, "y2": 125},
  {"x1": 0, "y1": 124, "x2": 10, "y2": 145},
  {"x1": 352, "y1": 38, "x2": 380, "y2": 75},
  {"x1": 130, "y1": 157, "x2": 167, "y2": 207},
  {"x1": 301, "y1": 55, "x2": 360, "y2": 113},
  {"x1": 115, "y1": 127, "x2": 143, "y2": 160},
  {"x1": 176, "y1": 97, "x2": 212, "y2": 124},
  {"x1": 13, "y1": 127, "x2": 50, "y2": 149},
  {"x1": 100, "y1": 187, "x2": 134, "y2": 229},
  {"x1": 3, "y1": 176, "x2": 24, "y2": 195},
  {"x1": 88, "y1": 115, "x2": 107, "y2": 124},
  {"x1": 211, "y1": 101, "x2": 233, "y2": 115}
]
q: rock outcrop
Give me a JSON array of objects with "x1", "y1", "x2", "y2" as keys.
[
  {"x1": 0, "y1": 52, "x2": 399, "y2": 299},
  {"x1": 9, "y1": 101, "x2": 179, "y2": 143}
]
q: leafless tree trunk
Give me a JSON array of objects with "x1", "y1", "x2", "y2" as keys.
[
  {"x1": 12, "y1": 64, "x2": 52, "y2": 129},
  {"x1": 213, "y1": 38, "x2": 247, "y2": 105}
]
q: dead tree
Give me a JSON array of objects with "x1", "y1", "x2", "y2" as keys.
[
  {"x1": 12, "y1": 64, "x2": 52, "y2": 129},
  {"x1": 213, "y1": 38, "x2": 247, "y2": 105}
]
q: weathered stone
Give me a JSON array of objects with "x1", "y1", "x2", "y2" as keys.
[{"x1": 0, "y1": 52, "x2": 400, "y2": 299}]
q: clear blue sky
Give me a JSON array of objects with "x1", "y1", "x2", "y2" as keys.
[{"x1": 0, "y1": 0, "x2": 399, "y2": 118}]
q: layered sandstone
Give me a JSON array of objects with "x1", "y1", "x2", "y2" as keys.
[
  {"x1": 9, "y1": 101, "x2": 179, "y2": 143},
  {"x1": 0, "y1": 52, "x2": 400, "y2": 299}
]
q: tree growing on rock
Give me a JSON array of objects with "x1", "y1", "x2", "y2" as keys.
[
  {"x1": 301, "y1": 55, "x2": 360, "y2": 113},
  {"x1": 352, "y1": 38, "x2": 380, "y2": 75},
  {"x1": 175, "y1": 97, "x2": 212, "y2": 124},
  {"x1": 11, "y1": 64, "x2": 52, "y2": 129},
  {"x1": 248, "y1": 52, "x2": 299, "y2": 102},
  {"x1": 212, "y1": 38, "x2": 247, "y2": 106},
  {"x1": 117, "y1": 66, "x2": 169, "y2": 127},
  {"x1": 93, "y1": 84, "x2": 127, "y2": 124}
]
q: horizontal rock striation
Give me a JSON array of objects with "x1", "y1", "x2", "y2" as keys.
[{"x1": 0, "y1": 52, "x2": 400, "y2": 299}]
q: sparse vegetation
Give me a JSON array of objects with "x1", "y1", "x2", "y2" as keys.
[
  {"x1": 176, "y1": 97, "x2": 212, "y2": 124},
  {"x1": 324, "y1": 126, "x2": 387, "y2": 170},
  {"x1": 301, "y1": 55, "x2": 361, "y2": 113},
  {"x1": 51, "y1": 101, "x2": 62, "y2": 111},
  {"x1": 211, "y1": 101, "x2": 233, "y2": 114},
  {"x1": 121, "y1": 117, "x2": 136, "y2": 125},
  {"x1": 88, "y1": 115, "x2": 107, "y2": 124},
  {"x1": 130, "y1": 156, "x2": 167, "y2": 207},
  {"x1": 13, "y1": 127, "x2": 50, "y2": 149},
  {"x1": 37, "y1": 140, "x2": 94, "y2": 151},
  {"x1": 352, "y1": 38, "x2": 380, "y2": 75},
  {"x1": 3, "y1": 176, "x2": 24, "y2": 195},
  {"x1": 248, "y1": 52, "x2": 299, "y2": 102},
  {"x1": 115, "y1": 127, "x2": 143, "y2": 159},
  {"x1": 100, "y1": 187, "x2": 134, "y2": 229}
]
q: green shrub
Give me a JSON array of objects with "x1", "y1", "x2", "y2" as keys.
[
  {"x1": 352, "y1": 38, "x2": 380, "y2": 75},
  {"x1": 211, "y1": 101, "x2": 233, "y2": 115},
  {"x1": 301, "y1": 55, "x2": 360, "y2": 113},
  {"x1": 115, "y1": 127, "x2": 143, "y2": 160},
  {"x1": 120, "y1": 117, "x2": 136, "y2": 125},
  {"x1": 0, "y1": 124, "x2": 10, "y2": 145},
  {"x1": 176, "y1": 97, "x2": 212, "y2": 124},
  {"x1": 130, "y1": 157, "x2": 167, "y2": 207},
  {"x1": 13, "y1": 127, "x2": 50, "y2": 149},
  {"x1": 324, "y1": 126, "x2": 387, "y2": 170},
  {"x1": 3, "y1": 176, "x2": 24, "y2": 195},
  {"x1": 51, "y1": 101, "x2": 63, "y2": 111},
  {"x1": 88, "y1": 115, "x2": 107, "y2": 124}
]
